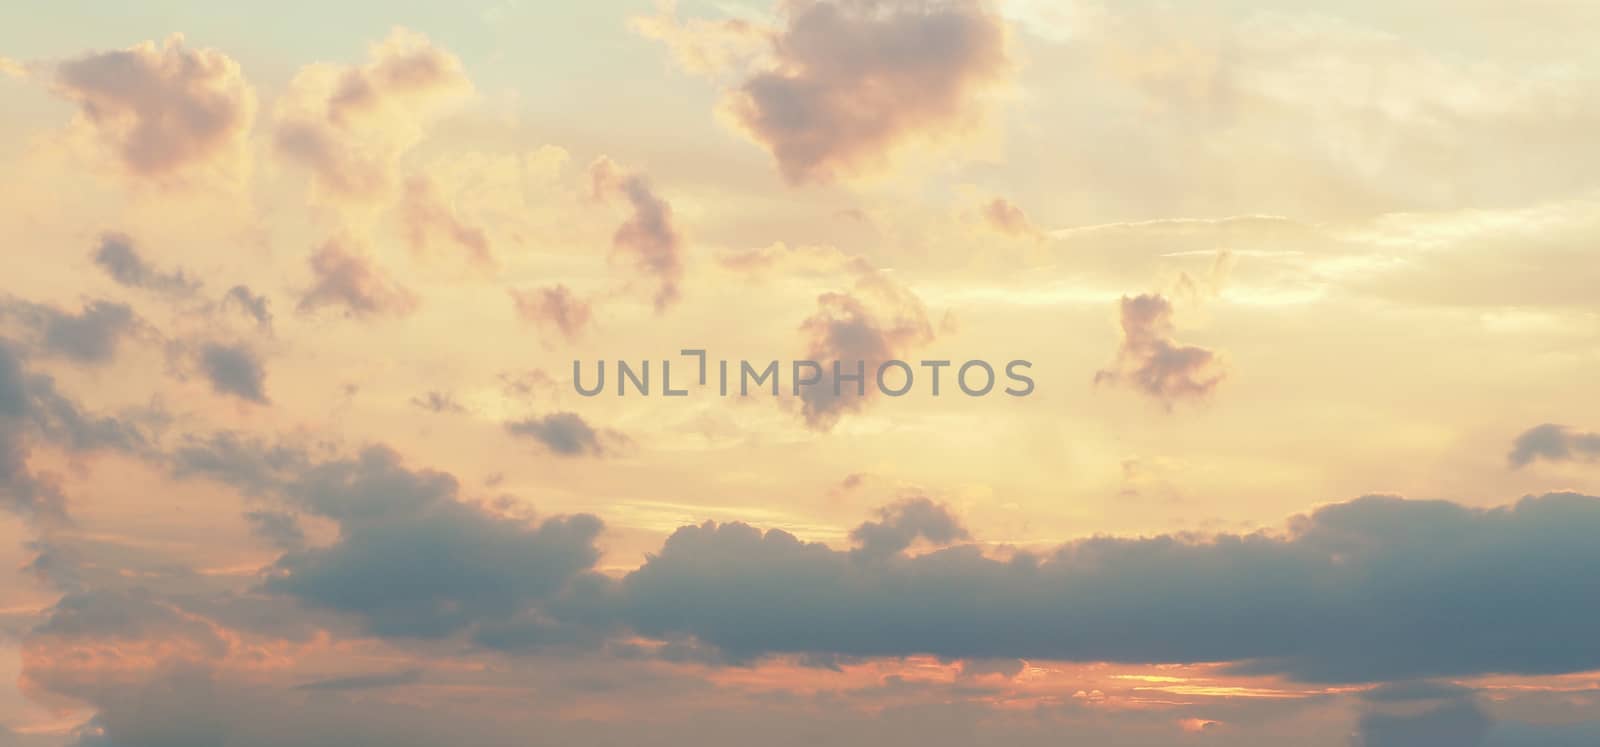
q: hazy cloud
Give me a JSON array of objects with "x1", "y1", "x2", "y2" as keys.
[
  {"x1": 274, "y1": 28, "x2": 470, "y2": 199},
  {"x1": 589, "y1": 157, "x2": 684, "y2": 311},
  {"x1": 850, "y1": 497, "x2": 969, "y2": 560},
  {"x1": 509, "y1": 285, "x2": 592, "y2": 341},
  {"x1": 297, "y1": 240, "x2": 418, "y2": 319},
  {"x1": 399, "y1": 174, "x2": 492, "y2": 266},
  {"x1": 980, "y1": 198, "x2": 1040, "y2": 238}
]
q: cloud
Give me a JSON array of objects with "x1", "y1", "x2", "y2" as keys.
[
  {"x1": 1508, "y1": 424, "x2": 1600, "y2": 468},
  {"x1": 409, "y1": 391, "x2": 465, "y2": 414},
  {"x1": 612, "y1": 492, "x2": 1600, "y2": 682},
  {"x1": 0, "y1": 339, "x2": 145, "y2": 520},
  {"x1": 508, "y1": 285, "x2": 592, "y2": 341},
  {"x1": 293, "y1": 668, "x2": 423, "y2": 692},
  {"x1": 296, "y1": 239, "x2": 418, "y2": 319},
  {"x1": 198, "y1": 342, "x2": 269, "y2": 403},
  {"x1": 504, "y1": 412, "x2": 626, "y2": 458},
  {"x1": 849, "y1": 497, "x2": 969, "y2": 560},
  {"x1": 398, "y1": 174, "x2": 493, "y2": 266},
  {"x1": 980, "y1": 198, "x2": 1040, "y2": 238},
  {"x1": 715, "y1": 0, "x2": 1011, "y2": 184},
  {"x1": 1094, "y1": 293, "x2": 1224, "y2": 404},
  {"x1": 264, "y1": 446, "x2": 606, "y2": 639},
  {"x1": 222, "y1": 285, "x2": 273, "y2": 331},
  {"x1": 273, "y1": 28, "x2": 470, "y2": 199},
  {"x1": 589, "y1": 157, "x2": 684, "y2": 311},
  {"x1": 243, "y1": 509, "x2": 304, "y2": 551},
  {"x1": 52, "y1": 34, "x2": 255, "y2": 178},
  {"x1": 0, "y1": 298, "x2": 138, "y2": 365},
  {"x1": 91, "y1": 233, "x2": 199, "y2": 295},
  {"x1": 798, "y1": 280, "x2": 935, "y2": 431}
]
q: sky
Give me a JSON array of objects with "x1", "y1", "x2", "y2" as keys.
[{"x1": 1, "y1": 0, "x2": 1599, "y2": 744}]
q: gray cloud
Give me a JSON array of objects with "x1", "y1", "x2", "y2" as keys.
[
  {"x1": 293, "y1": 668, "x2": 423, "y2": 692},
  {"x1": 1508, "y1": 424, "x2": 1600, "y2": 468},
  {"x1": 222, "y1": 285, "x2": 273, "y2": 331},
  {"x1": 243, "y1": 509, "x2": 304, "y2": 551},
  {"x1": 509, "y1": 285, "x2": 592, "y2": 341},
  {"x1": 92, "y1": 233, "x2": 199, "y2": 295},
  {"x1": 198, "y1": 342, "x2": 269, "y2": 403},
  {"x1": 505, "y1": 412, "x2": 626, "y2": 458},
  {"x1": 589, "y1": 157, "x2": 684, "y2": 311},
  {"x1": 52, "y1": 35, "x2": 255, "y2": 177},
  {"x1": 409, "y1": 390, "x2": 465, "y2": 414},
  {"x1": 721, "y1": 0, "x2": 1010, "y2": 184},
  {"x1": 613, "y1": 492, "x2": 1600, "y2": 682},
  {"x1": 296, "y1": 239, "x2": 418, "y2": 319},
  {"x1": 0, "y1": 338, "x2": 145, "y2": 521},
  {"x1": 1, "y1": 298, "x2": 138, "y2": 365},
  {"x1": 266, "y1": 446, "x2": 605, "y2": 639},
  {"x1": 849, "y1": 497, "x2": 969, "y2": 560},
  {"x1": 1094, "y1": 293, "x2": 1225, "y2": 405}
]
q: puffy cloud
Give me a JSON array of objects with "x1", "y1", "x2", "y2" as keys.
[
  {"x1": 980, "y1": 198, "x2": 1040, "y2": 238},
  {"x1": 849, "y1": 497, "x2": 969, "y2": 560},
  {"x1": 296, "y1": 239, "x2": 418, "y2": 319},
  {"x1": 717, "y1": 0, "x2": 1011, "y2": 184},
  {"x1": 91, "y1": 233, "x2": 199, "y2": 296},
  {"x1": 52, "y1": 34, "x2": 255, "y2": 178},
  {"x1": 398, "y1": 174, "x2": 492, "y2": 266},
  {"x1": 589, "y1": 157, "x2": 684, "y2": 311},
  {"x1": 508, "y1": 285, "x2": 592, "y2": 342},
  {"x1": 273, "y1": 28, "x2": 470, "y2": 199},
  {"x1": 504, "y1": 412, "x2": 627, "y2": 458},
  {"x1": 614, "y1": 492, "x2": 1600, "y2": 682},
  {"x1": 1094, "y1": 293, "x2": 1224, "y2": 405},
  {"x1": 798, "y1": 276, "x2": 935, "y2": 431},
  {"x1": 197, "y1": 342, "x2": 269, "y2": 404},
  {"x1": 0, "y1": 298, "x2": 139, "y2": 366},
  {"x1": 1508, "y1": 424, "x2": 1600, "y2": 468}
]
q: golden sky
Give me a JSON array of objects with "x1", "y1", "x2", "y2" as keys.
[{"x1": 2, "y1": 1, "x2": 1599, "y2": 744}]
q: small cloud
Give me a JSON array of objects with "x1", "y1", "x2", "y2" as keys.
[
  {"x1": 198, "y1": 342, "x2": 269, "y2": 404},
  {"x1": 1508, "y1": 424, "x2": 1600, "y2": 468},
  {"x1": 509, "y1": 285, "x2": 592, "y2": 342},
  {"x1": 91, "y1": 232, "x2": 199, "y2": 296},
  {"x1": 850, "y1": 497, "x2": 969, "y2": 560},
  {"x1": 589, "y1": 157, "x2": 685, "y2": 311},
  {"x1": 505, "y1": 412, "x2": 628, "y2": 458},
  {"x1": 1094, "y1": 293, "x2": 1225, "y2": 405},
  {"x1": 296, "y1": 239, "x2": 418, "y2": 319},
  {"x1": 410, "y1": 391, "x2": 465, "y2": 414},
  {"x1": 222, "y1": 285, "x2": 273, "y2": 331},
  {"x1": 980, "y1": 197, "x2": 1041, "y2": 239}
]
